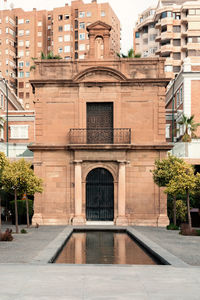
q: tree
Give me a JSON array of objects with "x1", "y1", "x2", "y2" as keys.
[
  {"x1": 152, "y1": 154, "x2": 184, "y2": 226},
  {"x1": 0, "y1": 152, "x2": 8, "y2": 233},
  {"x1": 2, "y1": 159, "x2": 43, "y2": 232},
  {"x1": 30, "y1": 51, "x2": 62, "y2": 71},
  {"x1": 165, "y1": 162, "x2": 196, "y2": 229},
  {"x1": 178, "y1": 114, "x2": 200, "y2": 142},
  {"x1": 117, "y1": 48, "x2": 141, "y2": 58}
]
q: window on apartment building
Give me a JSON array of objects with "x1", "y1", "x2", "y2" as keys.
[
  {"x1": 64, "y1": 24, "x2": 70, "y2": 31},
  {"x1": 58, "y1": 36, "x2": 63, "y2": 42},
  {"x1": 101, "y1": 11, "x2": 105, "y2": 17},
  {"x1": 25, "y1": 72, "x2": 30, "y2": 78},
  {"x1": 18, "y1": 30, "x2": 24, "y2": 36},
  {"x1": 173, "y1": 66, "x2": 181, "y2": 73},
  {"x1": 38, "y1": 32, "x2": 42, "y2": 37},
  {"x1": 79, "y1": 33, "x2": 85, "y2": 40},
  {"x1": 48, "y1": 15, "x2": 51, "y2": 20},
  {"x1": 75, "y1": 30, "x2": 78, "y2": 40},
  {"x1": 173, "y1": 53, "x2": 181, "y2": 60},
  {"x1": 79, "y1": 22, "x2": 85, "y2": 29},
  {"x1": 38, "y1": 21, "x2": 42, "y2": 26},
  {"x1": 143, "y1": 26, "x2": 148, "y2": 33},
  {"x1": 64, "y1": 56, "x2": 70, "y2": 60},
  {"x1": 173, "y1": 26, "x2": 181, "y2": 33},
  {"x1": 173, "y1": 39, "x2": 181, "y2": 46},
  {"x1": 26, "y1": 51, "x2": 30, "y2": 57},
  {"x1": 19, "y1": 92, "x2": 24, "y2": 98},
  {"x1": 135, "y1": 32, "x2": 140, "y2": 38},
  {"x1": 18, "y1": 50, "x2": 24, "y2": 57},
  {"x1": 26, "y1": 93, "x2": 30, "y2": 98},
  {"x1": 64, "y1": 45, "x2": 70, "y2": 53},
  {"x1": 25, "y1": 20, "x2": 30, "y2": 24},
  {"x1": 143, "y1": 38, "x2": 148, "y2": 44},
  {"x1": 79, "y1": 11, "x2": 85, "y2": 18},
  {"x1": 25, "y1": 41, "x2": 30, "y2": 47},
  {"x1": 25, "y1": 30, "x2": 30, "y2": 36},
  {"x1": 58, "y1": 15, "x2": 63, "y2": 21},
  {"x1": 75, "y1": 20, "x2": 78, "y2": 29},
  {"x1": 75, "y1": 52, "x2": 78, "y2": 59},
  {"x1": 164, "y1": 65, "x2": 173, "y2": 72},
  {"x1": 79, "y1": 44, "x2": 85, "y2": 51},
  {"x1": 173, "y1": 13, "x2": 180, "y2": 20},
  {"x1": 149, "y1": 23, "x2": 154, "y2": 28},
  {"x1": 75, "y1": 41, "x2": 78, "y2": 50},
  {"x1": 176, "y1": 90, "x2": 180, "y2": 107},
  {"x1": 25, "y1": 103, "x2": 30, "y2": 109},
  {"x1": 165, "y1": 124, "x2": 170, "y2": 139},
  {"x1": 5, "y1": 27, "x2": 8, "y2": 34},
  {"x1": 18, "y1": 19, "x2": 24, "y2": 24},
  {"x1": 180, "y1": 87, "x2": 183, "y2": 104},
  {"x1": 79, "y1": 54, "x2": 84, "y2": 59},
  {"x1": 75, "y1": 9, "x2": 78, "y2": 18},
  {"x1": 64, "y1": 15, "x2": 69, "y2": 20},
  {"x1": 25, "y1": 82, "x2": 29, "y2": 88},
  {"x1": 58, "y1": 47, "x2": 63, "y2": 53},
  {"x1": 87, "y1": 11, "x2": 91, "y2": 17},
  {"x1": 58, "y1": 26, "x2": 63, "y2": 32},
  {"x1": 19, "y1": 82, "x2": 24, "y2": 88},
  {"x1": 48, "y1": 25, "x2": 51, "y2": 30},
  {"x1": 18, "y1": 40, "x2": 24, "y2": 47},
  {"x1": 19, "y1": 71, "x2": 24, "y2": 78},
  {"x1": 161, "y1": 26, "x2": 167, "y2": 32},
  {"x1": 1, "y1": 94, "x2": 4, "y2": 108},
  {"x1": 18, "y1": 61, "x2": 24, "y2": 68},
  {"x1": 10, "y1": 125, "x2": 28, "y2": 139},
  {"x1": 0, "y1": 19, "x2": 1, "y2": 24},
  {"x1": 64, "y1": 35, "x2": 70, "y2": 42},
  {"x1": 48, "y1": 46, "x2": 51, "y2": 51}
]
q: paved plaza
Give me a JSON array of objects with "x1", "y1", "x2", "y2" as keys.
[{"x1": 0, "y1": 225, "x2": 200, "y2": 299}]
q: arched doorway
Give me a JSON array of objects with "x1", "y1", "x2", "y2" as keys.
[{"x1": 86, "y1": 168, "x2": 114, "y2": 221}]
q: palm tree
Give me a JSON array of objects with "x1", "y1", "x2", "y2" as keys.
[
  {"x1": 178, "y1": 114, "x2": 200, "y2": 142},
  {"x1": 117, "y1": 48, "x2": 141, "y2": 59}
]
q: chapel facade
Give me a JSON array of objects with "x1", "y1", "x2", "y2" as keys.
[{"x1": 30, "y1": 21, "x2": 171, "y2": 226}]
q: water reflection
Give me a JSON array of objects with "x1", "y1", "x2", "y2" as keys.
[{"x1": 56, "y1": 231, "x2": 159, "y2": 265}]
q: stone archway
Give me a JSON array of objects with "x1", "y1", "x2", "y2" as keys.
[{"x1": 86, "y1": 168, "x2": 114, "y2": 221}]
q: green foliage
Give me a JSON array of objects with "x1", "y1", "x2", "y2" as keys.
[
  {"x1": 165, "y1": 163, "x2": 196, "y2": 196},
  {"x1": 151, "y1": 154, "x2": 184, "y2": 188},
  {"x1": 21, "y1": 228, "x2": 27, "y2": 234},
  {"x1": 178, "y1": 114, "x2": 200, "y2": 142},
  {"x1": 2, "y1": 158, "x2": 43, "y2": 196},
  {"x1": 168, "y1": 198, "x2": 187, "y2": 225},
  {"x1": 166, "y1": 224, "x2": 179, "y2": 230},
  {"x1": 10, "y1": 199, "x2": 33, "y2": 218},
  {"x1": 196, "y1": 230, "x2": 200, "y2": 236},
  {"x1": 117, "y1": 48, "x2": 141, "y2": 58}
]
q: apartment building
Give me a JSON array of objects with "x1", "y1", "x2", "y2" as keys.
[
  {"x1": 133, "y1": 0, "x2": 200, "y2": 78},
  {"x1": 165, "y1": 57, "x2": 200, "y2": 165},
  {"x1": 0, "y1": 0, "x2": 120, "y2": 109},
  {"x1": 0, "y1": 79, "x2": 35, "y2": 159}
]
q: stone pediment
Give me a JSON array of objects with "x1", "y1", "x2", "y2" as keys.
[
  {"x1": 87, "y1": 21, "x2": 112, "y2": 32},
  {"x1": 73, "y1": 67, "x2": 127, "y2": 82}
]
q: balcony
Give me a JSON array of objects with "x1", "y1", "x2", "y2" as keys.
[{"x1": 69, "y1": 128, "x2": 131, "y2": 144}]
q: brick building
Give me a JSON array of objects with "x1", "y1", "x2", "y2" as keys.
[
  {"x1": 0, "y1": 0, "x2": 120, "y2": 110},
  {"x1": 30, "y1": 21, "x2": 171, "y2": 226},
  {"x1": 133, "y1": 0, "x2": 200, "y2": 78}
]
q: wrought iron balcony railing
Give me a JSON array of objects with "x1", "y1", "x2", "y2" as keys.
[{"x1": 69, "y1": 128, "x2": 131, "y2": 144}]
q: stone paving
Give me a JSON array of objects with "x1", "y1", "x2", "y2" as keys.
[{"x1": 0, "y1": 225, "x2": 200, "y2": 299}]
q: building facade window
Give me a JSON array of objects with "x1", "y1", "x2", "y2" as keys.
[
  {"x1": 64, "y1": 24, "x2": 70, "y2": 31},
  {"x1": 19, "y1": 71, "x2": 24, "y2": 78},
  {"x1": 166, "y1": 124, "x2": 170, "y2": 139},
  {"x1": 18, "y1": 19, "x2": 24, "y2": 24},
  {"x1": 64, "y1": 35, "x2": 70, "y2": 42},
  {"x1": 64, "y1": 46, "x2": 70, "y2": 53},
  {"x1": 87, "y1": 11, "x2": 91, "y2": 17},
  {"x1": 10, "y1": 125, "x2": 29, "y2": 139},
  {"x1": 58, "y1": 26, "x2": 63, "y2": 32},
  {"x1": 101, "y1": 11, "x2": 105, "y2": 17},
  {"x1": 79, "y1": 33, "x2": 85, "y2": 40},
  {"x1": 79, "y1": 11, "x2": 85, "y2": 18},
  {"x1": 80, "y1": 22, "x2": 85, "y2": 29}
]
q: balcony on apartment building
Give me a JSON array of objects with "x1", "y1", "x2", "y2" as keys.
[
  {"x1": 172, "y1": 140, "x2": 200, "y2": 159},
  {"x1": 69, "y1": 128, "x2": 131, "y2": 145}
]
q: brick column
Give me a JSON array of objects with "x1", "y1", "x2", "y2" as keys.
[
  {"x1": 73, "y1": 160, "x2": 85, "y2": 225},
  {"x1": 116, "y1": 160, "x2": 128, "y2": 225}
]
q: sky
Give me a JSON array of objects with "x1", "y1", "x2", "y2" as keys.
[{"x1": 1, "y1": 0, "x2": 158, "y2": 53}]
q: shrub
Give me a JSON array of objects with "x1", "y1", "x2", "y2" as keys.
[
  {"x1": 0, "y1": 228, "x2": 13, "y2": 241},
  {"x1": 21, "y1": 228, "x2": 27, "y2": 234},
  {"x1": 10, "y1": 199, "x2": 33, "y2": 225},
  {"x1": 168, "y1": 198, "x2": 187, "y2": 225},
  {"x1": 166, "y1": 224, "x2": 179, "y2": 230}
]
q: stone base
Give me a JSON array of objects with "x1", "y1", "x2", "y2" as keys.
[
  {"x1": 32, "y1": 213, "x2": 44, "y2": 226},
  {"x1": 157, "y1": 214, "x2": 169, "y2": 227},
  {"x1": 115, "y1": 217, "x2": 128, "y2": 226},
  {"x1": 72, "y1": 216, "x2": 86, "y2": 225}
]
